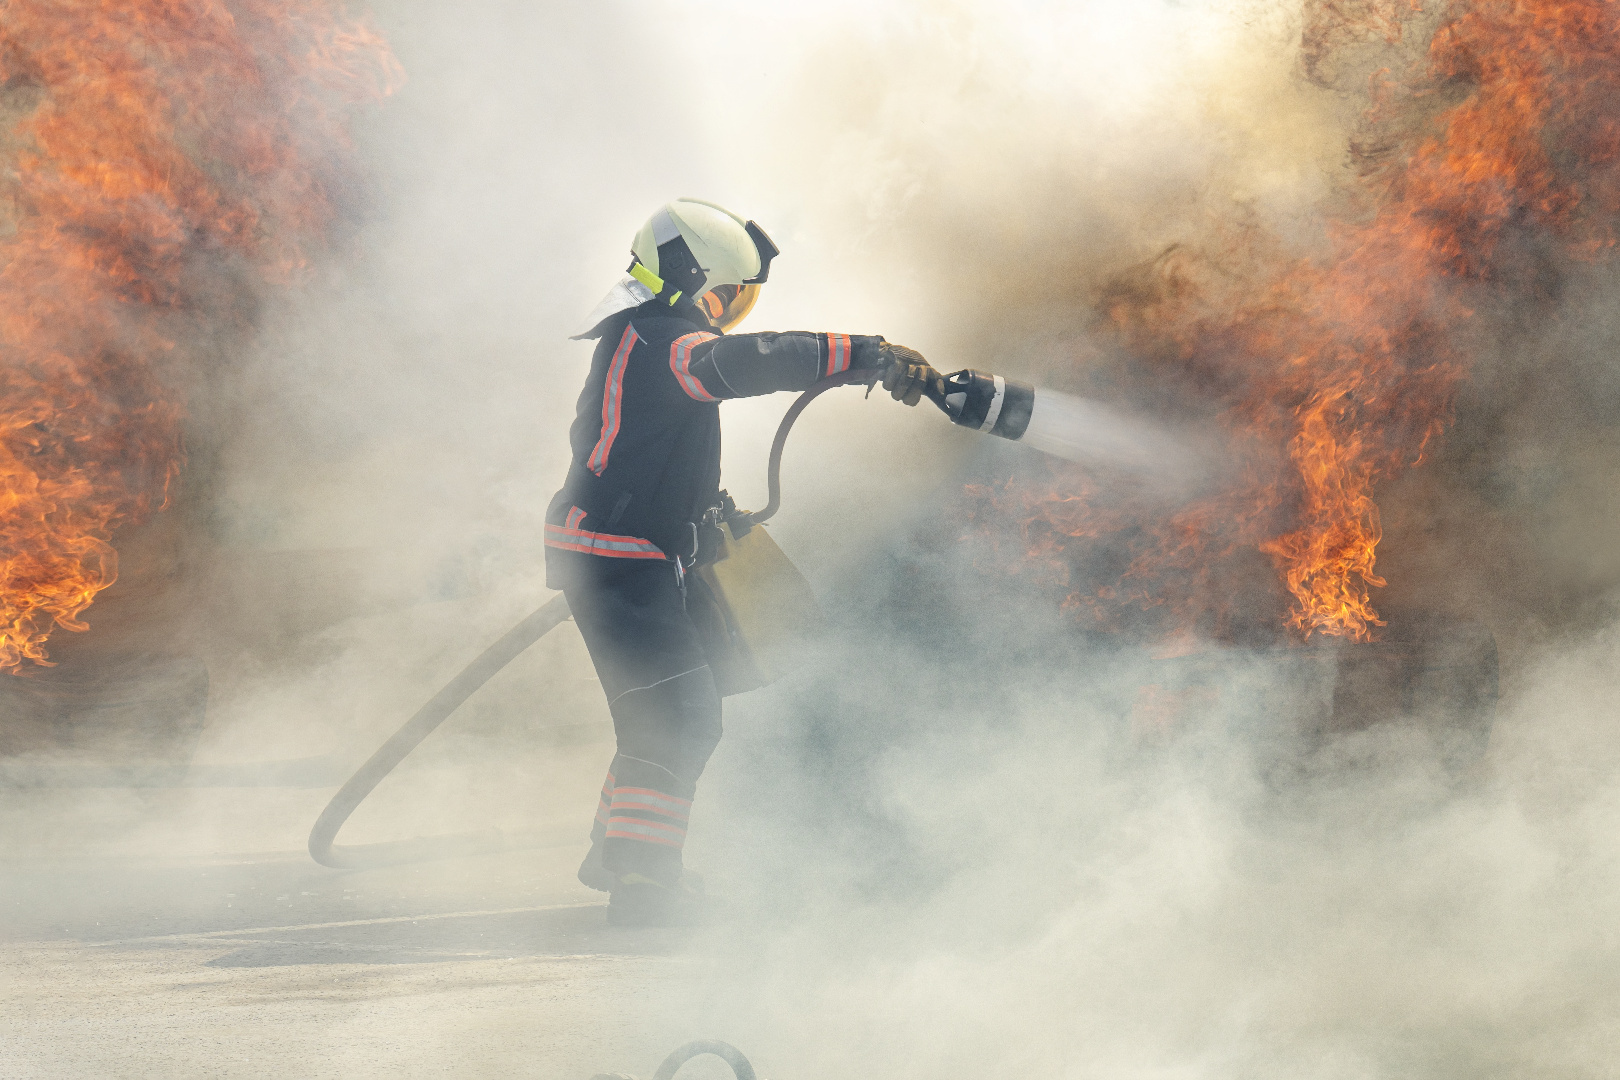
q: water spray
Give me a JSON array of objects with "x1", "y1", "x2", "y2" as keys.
[{"x1": 928, "y1": 368, "x2": 1201, "y2": 483}]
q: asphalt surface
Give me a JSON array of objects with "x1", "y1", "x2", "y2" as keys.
[{"x1": 0, "y1": 750, "x2": 752, "y2": 1080}]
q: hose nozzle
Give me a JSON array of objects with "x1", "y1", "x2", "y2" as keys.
[{"x1": 928, "y1": 368, "x2": 1036, "y2": 441}]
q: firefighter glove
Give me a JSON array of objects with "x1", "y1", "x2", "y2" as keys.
[{"x1": 880, "y1": 344, "x2": 943, "y2": 407}]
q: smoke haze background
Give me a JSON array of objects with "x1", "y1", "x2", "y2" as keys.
[{"x1": 6, "y1": 1, "x2": 1620, "y2": 1077}]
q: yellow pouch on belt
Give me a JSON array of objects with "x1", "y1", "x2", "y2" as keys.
[{"x1": 690, "y1": 520, "x2": 828, "y2": 697}]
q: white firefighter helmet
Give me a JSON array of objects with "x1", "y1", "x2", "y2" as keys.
[{"x1": 574, "y1": 198, "x2": 779, "y2": 338}]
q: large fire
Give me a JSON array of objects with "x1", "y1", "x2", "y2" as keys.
[
  {"x1": 972, "y1": 0, "x2": 1620, "y2": 643},
  {"x1": 0, "y1": 1, "x2": 400, "y2": 672}
]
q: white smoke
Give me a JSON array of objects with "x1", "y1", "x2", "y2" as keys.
[{"x1": 7, "y1": 2, "x2": 1620, "y2": 1078}]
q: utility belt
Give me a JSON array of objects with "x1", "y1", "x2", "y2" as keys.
[
  {"x1": 562, "y1": 462, "x2": 823, "y2": 697},
  {"x1": 563, "y1": 462, "x2": 733, "y2": 567}
]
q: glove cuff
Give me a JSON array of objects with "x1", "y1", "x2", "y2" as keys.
[{"x1": 849, "y1": 335, "x2": 887, "y2": 373}]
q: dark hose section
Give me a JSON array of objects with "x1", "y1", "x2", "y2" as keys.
[
  {"x1": 651, "y1": 1041, "x2": 757, "y2": 1080},
  {"x1": 747, "y1": 367, "x2": 878, "y2": 526},
  {"x1": 308, "y1": 595, "x2": 573, "y2": 868}
]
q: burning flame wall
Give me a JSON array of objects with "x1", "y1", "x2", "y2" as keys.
[
  {"x1": 0, "y1": 0, "x2": 399, "y2": 673},
  {"x1": 2, "y1": 0, "x2": 1611, "y2": 670},
  {"x1": 971, "y1": 0, "x2": 1620, "y2": 644}
]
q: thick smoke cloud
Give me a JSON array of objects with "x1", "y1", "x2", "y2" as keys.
[{"x1": 6, "y1": 2, "x2": 1620, "y2": 1077}]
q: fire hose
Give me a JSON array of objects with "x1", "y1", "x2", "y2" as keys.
[
  {"x1": 593, "y1": 1039, "x2": 758, "y2": 1080},
  {"x1": 307, "y1": 369, "x2": 880, "y2": 868}
]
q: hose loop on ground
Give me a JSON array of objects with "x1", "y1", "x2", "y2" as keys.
[{"x1": 650, "y1": 1040, "x2": 757, "y2": 1080}]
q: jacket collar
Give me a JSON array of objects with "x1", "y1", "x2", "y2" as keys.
[{"x1": 632, "y1": 298, "x2": 718, "y2": 334}]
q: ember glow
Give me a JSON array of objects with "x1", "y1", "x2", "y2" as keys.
[
  {"x1": 0, "y1": 1, "x2": 400, "y2": 672},
  {"x1": 976, "y1": 0, "x2": 1620, "y2": 643}
]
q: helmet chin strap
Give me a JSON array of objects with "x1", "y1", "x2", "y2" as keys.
[
  {"x1": 627, "y1": 250, "x2": 707, "y2": 307},
  {"x1": 627, "y1": 259, "x2": 675, "y2": 303}
]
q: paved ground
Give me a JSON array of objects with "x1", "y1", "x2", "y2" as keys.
[
  {"x1": 11, "y1": 626, "x2": 1620, "y2": 1080},
  {"x1": 0, "y1": 739, "x2": 755, "y2": 1080},
  {"x1": 1, "y1": 855, "x2": 738, "y2": 1079}
]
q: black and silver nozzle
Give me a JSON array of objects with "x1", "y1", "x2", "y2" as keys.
[{"x1": 928, "y1": 368, "x2": 1035, "y2": 441}]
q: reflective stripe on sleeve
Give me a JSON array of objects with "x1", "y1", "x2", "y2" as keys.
[
  {"x1": 670, "y1": 332, "x2": 720, "y2": 402},
  {"x1": 825, "y1": 333, "x2": 851, "y2": 376}
]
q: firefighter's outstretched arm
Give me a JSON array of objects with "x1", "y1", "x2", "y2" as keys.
[{"x1": 682, "y1": 333, "x2": 944, "y2": 404}]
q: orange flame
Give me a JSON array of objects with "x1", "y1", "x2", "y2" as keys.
[
  {"x1": 0, "y1": 1, "x2": 401, "y2": 672},
  {"x1": 980, "y1": 0, "x2": 1620, "y2": 643}
]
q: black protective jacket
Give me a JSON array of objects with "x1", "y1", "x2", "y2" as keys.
[{"x1": 544, "y1": 299, "x2": 882, "y2": 587}]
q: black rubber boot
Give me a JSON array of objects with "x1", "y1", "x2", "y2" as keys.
[
  {"x1": 606, "y1": 872, "x2": 711, "y2": 927},
  {"x1": 581, "y1": 839, "x2": 707, "y2": 898},
  {"x1": 577, "y1": 840, "x2": 615, "y2": 893}
]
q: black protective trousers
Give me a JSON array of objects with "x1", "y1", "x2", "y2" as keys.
[{"x1": 564, "y1": 557, "x2": 724, "y2": 885}]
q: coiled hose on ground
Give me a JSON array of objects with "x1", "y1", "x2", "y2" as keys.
[
  {"x1": 308, "y1": 370, "x2": 874, "y2": 869},
  {"x1": 592, "y1": 1039, "x2": 758, "y2": 1080}
]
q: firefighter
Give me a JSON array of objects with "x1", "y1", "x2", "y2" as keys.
[{"x1": 549, "y1": 198, "x2": 940, "y2": 926}]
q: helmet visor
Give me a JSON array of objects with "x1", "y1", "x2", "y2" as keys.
[{"x1": 698, "y1": 282, "x2": 762, "y2": 332}]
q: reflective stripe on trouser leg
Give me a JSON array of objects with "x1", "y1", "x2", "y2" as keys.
[
  {"x1": 565, "y1": 561, "x2": 724, "y2": 886},
  {"x1": 597, "y1": 664, "x2": 720, "y2": 883},
  {"x1": 606, "y1": 778, "x2": 692, "y2": 848}
]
